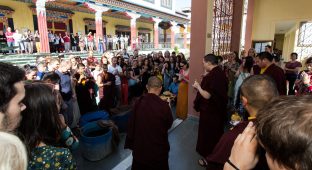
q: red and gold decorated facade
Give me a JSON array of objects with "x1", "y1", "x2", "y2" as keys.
[{"x1": 0, "y1": 0, "x2": 189, "y2": 52}]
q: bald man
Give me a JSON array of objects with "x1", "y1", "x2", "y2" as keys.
[
  {"x1": 202, "y1": 75, "x2": 277, "y2": 169},
  {"x1": 125, "y1": 76, "x2": 173, "y2": 170}
]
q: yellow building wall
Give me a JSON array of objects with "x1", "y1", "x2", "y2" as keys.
[
  {"x1": 0, "y1": 1, "x2": 34, "y2": 32},
  {"x1": 274, "y1": 34, "x2": 285, "y2": 51},
  {"x1": 282, "y1": 27, "x2": 297, "y2": 61},
  {"x1": 102, "y1": 16, "x2": 130, "y2": 36},
  {"x1": 71, "y1": 11, "x2": 94, "y2": 35},
  {"x1": 252, "y1": 0, "x2": 312, "y2": 41}
]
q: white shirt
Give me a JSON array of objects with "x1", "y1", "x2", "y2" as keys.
[
  {"x1": 108, "y1": 64, "x2": 122, "y2": 85},
  {"x1": 120, "y1": 37, "x2": 124, "y2": 43},
  {"x1": 113, "y1": 37, "x2": 118, "y2": 43},
  {"x1": 13, "y1": 33, "x2": 22, "y2": 42},
  {"x1": 92, "y1": 70, "x2": 102, "y2": 80}
]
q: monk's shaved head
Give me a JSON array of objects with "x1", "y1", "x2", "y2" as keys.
[
  {"x1": 147, "y1": 76, "x2": 162, "y2": 89},
  {"x1": 240, "y1": 75, "x2": 278, "y2": 110}
]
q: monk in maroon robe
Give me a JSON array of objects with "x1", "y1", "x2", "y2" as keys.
[
  {"x1": 263, "y1": 64, "x2": 286, "y2": 95},
  {"x1": 125, "y1": 76, "x2": 173, "y2": 170},
  {"x1": 257, "y1": 52, "x2": 287, "y2": 95},
  {"x1": 201, "y1": 75, "x2": 278, "y2": 170},
  {"x1": 252, "y1": 65, "x2": 261, "y2": 75},
  {"x1": 193, "y1": 54, "x2": 228, "y2": 157}
]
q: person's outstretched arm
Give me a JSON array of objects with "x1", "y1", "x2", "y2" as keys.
[{"x1": 224, "y1": 122, "x2": 259, "y2": 170}]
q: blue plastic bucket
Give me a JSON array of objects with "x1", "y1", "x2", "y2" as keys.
[
  {"x1": 80, "y1": 110, "x2": 110, "y2": 127},
  {"x1": 80, "y1": 121, "x2": 113, "y2": 161}
]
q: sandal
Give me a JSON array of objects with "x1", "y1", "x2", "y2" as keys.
[{"x1": 198, "y1": 158, "x2": 208, "y2": 167}]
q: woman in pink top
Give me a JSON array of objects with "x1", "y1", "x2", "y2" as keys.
[
  {"x1": 87, "y1": 32, "x2": 94, "y2": 51},
  {"x1": 5, "y1": 27, "x2": 14, "y2": 54}
]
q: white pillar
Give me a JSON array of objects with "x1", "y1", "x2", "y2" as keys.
[
  {"x1": 170, "y1": 21, "x2": 178, "y2": 49},
  {"x1": 85, "y1": 3, "x2": 109, "y2": 40},
  {"x1": 183, "y1": 24, "x2": 188, "y2": 49},
  {"x1": 152, "y1": 17, "x2": 162, "y2": 49}
]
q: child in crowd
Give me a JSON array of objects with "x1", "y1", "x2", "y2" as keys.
[{"x1": 168, "y1": 75, "x2": 179, "y2": 96}]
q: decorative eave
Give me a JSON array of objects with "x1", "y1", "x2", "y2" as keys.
[
  {"x1": 30, "y1": 5, "x2": 74, "y2": 14},
  {"x1": 137, "y1": 17, "x2": 154, "y2": 24},
  {"x1": 104, "y1": 12, "x2": 131, "y2": 20},
  {"x1": 94, "y1": 0, "x2": 190, "y2": 24},
  {"x1": 12, "y1": 0, "x2": 188, "y2": 24},
  {"x1": 45, "y1": 1, "x2": 153, "y2": 23},
  {"x1": 115, "y1": 25, "x2": 130, "y2": 31},
  {"x1": 29, "y1": 5, "x2": 73, "y2": 22},
  {"x1": 0, "y1": 5, "x2": 14, "y2": 12},
  {"x1": 83, "y1": 18, "x2": 108, "y2": 25},
  {"x1": 138, "y1": 27, "x2": 152, "y2": 33},
  {"x1": 0, "y1": 5, "x2": 14, "y2": 15}
]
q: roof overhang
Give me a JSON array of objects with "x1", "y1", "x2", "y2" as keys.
[{"x1": 94, "y1": 0, "x2": 190, "y2": 24}]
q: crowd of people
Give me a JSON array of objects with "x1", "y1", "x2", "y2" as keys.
[
  {"x1": 0, "y1": 27, "x2": 150, "y2": 55},
  {"x1": 123, "y1": 46, "x2": 312, "y2": 170},
  {"x1": 48, "y1": 31, "x2": 135, "y2": 54},
  {"x1": 0, "y1": 47, "x2": 189, "y2": 169},
  {"x1": 0, "y1": 27, "x2": 40, "y2": 54},
  {"x1": 193, "y1": 47, "x2": 312, "y2": 170},
  {"x1": 0, "y1": 41, "x2": 312, "y2": 170}
]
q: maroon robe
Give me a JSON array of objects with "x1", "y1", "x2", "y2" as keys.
[
  {"x1": 253, "y1": 65, "x2": 261, "y2": 75},
  {"x1": 205, "y1": 120, "x2": 269, "y2": 170},
  {"x1": 263, "y1": 64, "x2": 286, "y2": 95},
  {"x1": 125, "y1": 93, "x2": 173, "y2": 170},
  {"x1": 194, "y1": 66, "x2": 228, "y2": 157},
  {"x1": 206, "y1": 121, "x2": 249, "y2": 165}
]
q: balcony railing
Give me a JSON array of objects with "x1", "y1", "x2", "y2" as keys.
[
  {"x1": 137, "y1": 42, "x2": 172, "y2": 50},
  {"x1": 137, "y1": 43, "x2": 154, "y2": 50},
  {"x1": 159, "y1": 42, "x2": 171, "y2": 49}
]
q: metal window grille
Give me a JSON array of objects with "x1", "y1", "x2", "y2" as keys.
[
  {"x1": 212, "y1": 0, "x2": 234, "y2": 56},
  {"x1": 296, "y1": 21, "x2": 312, "y2": 59}
]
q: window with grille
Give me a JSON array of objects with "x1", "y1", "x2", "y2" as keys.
[
  {"x1": 211, "y1": 0, "x2": 234, "y2": 56},
  {"x1": 298, "y1": 22, "x2": 312, "y2": 47},
  {"x1": 161, "y1": 0, "x2": 172, "y2": 9},
  {"x1": 296, "y1": 21, "x2": 312, "y2": 59}
]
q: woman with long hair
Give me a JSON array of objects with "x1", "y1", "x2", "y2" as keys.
[
  {"x1": 129, "y1": 60, "x2": 142, "y2": 99},
  {"x1": 162, "y1": 61, "x2": 173, "y2": 91},
  {"x1": 233, "y1": 56, "x2": 254, "y2": 113},
  {"x1": 176, "y1": 60, "x2": 189, "y2": 120},
  {"x1": 100, "y1": 54, "x2": 110, "y2": 65},
  {"x1": 142, "y1": 58, "x2": 151, "y2": 72},
  {"x1": 17, "y1": 83, "x2": 76, "y2": 169}
]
